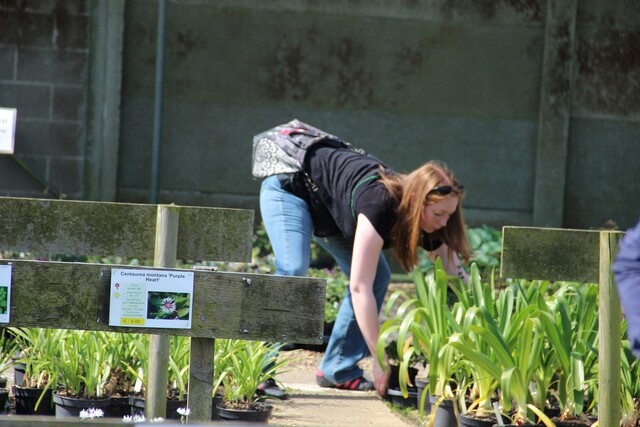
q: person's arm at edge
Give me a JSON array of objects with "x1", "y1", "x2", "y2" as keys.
[
  {"x1": 613, "y1": 221, "x2": 640, "y2": 357},
  {"x1": 351, "y1": 213, "x2": 390, "y2": 397}
]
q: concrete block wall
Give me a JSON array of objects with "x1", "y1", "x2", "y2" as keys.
[
  {"x1": 0, "y1": 0, "x2": 89, "y2": 200},
  {"x1": 0, "y1": 0, "x2": 639, "y2": 231}
]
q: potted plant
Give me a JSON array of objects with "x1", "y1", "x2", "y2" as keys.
[
  {"x1": 211, "y1": 338, "x2": 236, "y2": 420},
  {"x1": 538, "y1": 282, "x2": 600, "y2": 426},
  {"x1": 377, "y1": 259, "x2": 463, "y2": 426},
  {"x1": 9, "y1": 327, "x2": 61, "y2": 415},
  {"x1": 128, "y1": 334, "x2": 192, "y2": 420},
  {"x1": 217, "y1": 340, "x2": 292, "y2": 423},
  {"x1": 0, "y1": 331, "x2": 19, "y2": 413},
  {"x1": 52, "y1": 330, "x2": 112, "y2": 417},
  {"x1": 619, "y1": 338, "x2": 640, "y2": 427},
  {"x1": 381, "y1": 339, "x2": 424, "y2": 409},
  {"x1": 465, "y1": 281, "x2": 555, "y2": 427},
  {"x1": 103, "y1": 332, "x2": 146, "y2": 418},
  {"x1": 447, "y1": 265, "x2": 508, "y2": 427},
  {"x1": 166, "y1": 335, "x2": 190, "y2": 418}
]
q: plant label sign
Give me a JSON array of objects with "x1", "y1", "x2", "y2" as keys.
[
  {"x1": 0, "y1": 108, "x2": 17, "y2": 155},
  {"x1": 109, "y1": 268, "x2": 195, "y2": 329},
  {"x1": 0, "y1": 264, "x2": 12, "y2": 323}
]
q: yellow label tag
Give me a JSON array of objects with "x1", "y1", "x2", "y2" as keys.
[{"x1": 121, "y1": 318, "x2": 144, "y2": 325}]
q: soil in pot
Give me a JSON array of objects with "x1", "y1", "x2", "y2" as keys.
[
  {"x1": 384, "y1": 387, "x2": 417, "y2": 409},
  {"x1": 497, "y1": 425, "x2": 541, "y2": 427},
  {"x1": 217, "y1": 401, "x2": 272, "y2": 423},
  {"x1": 12, "y1": 386, "x2": 55, "y2": 415},
  {"x1": 551, "y1": 416, "x2": 594, "y2": 427},
  {"x1": 459, "y1": 412, "x2": 509, "y2": 427}
]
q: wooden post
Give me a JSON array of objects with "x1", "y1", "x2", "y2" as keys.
[
  {"x1": 501, "y1": 226, "x2": 625, "y2": 424},
  {"x1": 188, "y1": 337, "x2": 214, "y2": 421},
  {"x1": 146, "y1": 204, "x2": 179, "y2": 419},
  {"x1": 598, "y1": 231, "x2": 621, "y2": 427}
]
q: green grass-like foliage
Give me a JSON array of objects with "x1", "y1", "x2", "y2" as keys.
[{"x1": 376, "y1": 260, "x2": 617, "y2": 426}]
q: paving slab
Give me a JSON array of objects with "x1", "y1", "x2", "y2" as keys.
[{"x1": 268, "y1": 350, "x2": 410, "y2": 426}]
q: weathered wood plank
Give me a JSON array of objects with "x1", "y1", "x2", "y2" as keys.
[
  {"x1": 0, "y1": 197, "x2": 253, "y2": 262},
  {"x1": 189, "y1": 337, "x2": 215, "y2": 421},
  {"x1": 500, "y1": 226, "x2": 600, "y2": 282},
  {"x1": 147, "y1": 205, "x2": 179, "y2": 419},
  {"x1": 1, "y1": 260, "x2": 325, "y2": 343},
  {"x1": 598, "y1": 231, "x2": 622, "y2": 427}
]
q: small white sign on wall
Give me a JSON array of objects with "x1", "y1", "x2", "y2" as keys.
[
  {"x1": 0, "y1": 108, "x2": 17, "y2": 155},
  {"x1": 0, "y1": 264, "x2": 12, "y2": 324}
]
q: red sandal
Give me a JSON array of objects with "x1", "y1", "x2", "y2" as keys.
[{"x1": 315, "y1": 369, "x2": 374, "y2": 391}]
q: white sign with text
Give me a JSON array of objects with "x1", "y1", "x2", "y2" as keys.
[
  {"x1": 0, "y1": 108, "x2": 17, "y2": 154},
  {"x1": 109, "y1": 268, "x2": 195, "y2": 329},
  {"x1": 0, "y1": 265, "x2": 12, "y2": 324}
]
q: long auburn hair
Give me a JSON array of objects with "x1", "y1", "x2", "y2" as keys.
[{"x1": 378, "y1": 161, "x2": 472, "y2": 272}]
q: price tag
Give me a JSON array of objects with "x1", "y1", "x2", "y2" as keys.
[{"x1": 120, "y1": 318, "x2": 145, "y2": 326}]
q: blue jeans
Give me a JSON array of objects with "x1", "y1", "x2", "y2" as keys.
[{"x1": 260, "y1": 175, "x2": 391, "y2": 384}]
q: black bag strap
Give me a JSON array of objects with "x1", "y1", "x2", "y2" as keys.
[{"x1": 350, "y1": 174, "x2": 379, "y2": 219}]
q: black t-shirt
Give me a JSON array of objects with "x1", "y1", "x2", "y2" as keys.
[{"x1": 290, "y1": 145, "x2": 442, "y2": 252}]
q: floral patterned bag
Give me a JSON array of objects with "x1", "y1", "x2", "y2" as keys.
[{"x1": 251, "y1": 119, "x2": 351, "y2": 179}]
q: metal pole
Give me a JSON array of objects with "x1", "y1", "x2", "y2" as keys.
[{"x1": 150, "y1": 0, "x2": 166, "y2": 204}]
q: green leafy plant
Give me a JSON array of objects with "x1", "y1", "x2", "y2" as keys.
[
  {"x1": 308, "y1": 268, "x2": 348, "y2": 323},
  {"x1": 538, "y1": 282, "x2": 600, "y2": 422},
  {"x1": 168, "y1": 336, "x2": 190, "y2": 400},
  {"x1": 220, "y1": 341, "x2": 292, "y2": 407},
  {"x1": 55, "y1": 330, "x2": 112, "y2": 399},
  {"x1": 104, "y1": 332, "x2": 146, "y2": 397},
  {"x1": 620, "y1": 333, "x2": 640, "y2": 427},
  {"x1": 377, "y1": 258, "x2": 463, "y2": 421},
  {"x1": 418, "y1": 226, "x2": 502, "y2": 279},
  {"x1": 458, "y1": 280, "x2": 554, "y2": 426},
  {"x1": 0, "y1": 330, "x2": 19, "y2": 385},
  {"x1": 446, "y1": 265, "x2": 501, "y2": 419},
  {"x1": 9, "y1": 327, "x2": 62, "y2": 410}
]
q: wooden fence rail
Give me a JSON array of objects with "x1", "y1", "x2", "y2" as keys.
[
  {"x1": 501, "y1": 226, "x2": 623, "y2": 427},
  {"x1": 0, "y1": 196, "x2": 325, "y2": 423}
]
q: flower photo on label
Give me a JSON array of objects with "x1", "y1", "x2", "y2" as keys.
[{"x1": 147, "y1": 292, "x2": 191, "y2": 320}]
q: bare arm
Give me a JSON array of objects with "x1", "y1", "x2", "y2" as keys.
[
  {"x1": 429, "y1": 243, "x2": 469, "y2": 284},
  {"x1": 350, "y1": 213, "x2": 390, "y2": 396}
]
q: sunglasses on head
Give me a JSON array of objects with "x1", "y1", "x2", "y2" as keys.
[{"x1": 427, "y1": 184, "x2": 464, "y2": 196}]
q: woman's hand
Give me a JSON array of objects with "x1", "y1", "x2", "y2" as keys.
[{"x1": 373, "y1": 358, "x2": 391, "y2": 397}]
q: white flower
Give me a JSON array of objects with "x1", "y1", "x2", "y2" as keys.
[
  {"x1": 177, "y1": 407, "x2": 191, "y2": 416},
  {"x1": 79, "y1": 407, "x2": 104, "y2": 419},
  {"x1": 150, "y1": 417, "x2": 165, "y2": 422},
  {"x1": 123, "y1": 414, "x2": 147, "y2": 423},
  {"x1": 160, "y1": 296, "x2": 177, "y2": 313}
]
